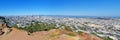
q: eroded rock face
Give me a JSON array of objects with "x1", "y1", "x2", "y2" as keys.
[{"x1": 0, "y1": 16, "x2": 11, "y2": 35}]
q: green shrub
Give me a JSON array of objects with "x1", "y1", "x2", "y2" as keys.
[
  {"x1": 91, "y1": 32, "x2": 96, "y2": 35},
  {"x1": 97, "y1": 32, "x2": 103, "y2": 34},
  {"x1": 12, "y1": 24, "x2": 18, "y2": 28},
  {"x1": 77, "y1": 31, "x2": 83, "y2": 35},
  {"x1": 64, "y1": 26, "x2": 72, "y2": 31},
  {"x1": 67, "y1": 33, "x2": 76, "y2": 36},
  {"x1": 103, "y1": 37, "x2": 113, "y2": 40}
]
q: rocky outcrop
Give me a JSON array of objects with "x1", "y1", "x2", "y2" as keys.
[{"x1": 0, "y1": 16, "x2": 11, "y2": 36}]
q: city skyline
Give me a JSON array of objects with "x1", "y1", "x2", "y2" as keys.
[{"x1": 0, "y1": 0, "x2": 120, "y2": 16}]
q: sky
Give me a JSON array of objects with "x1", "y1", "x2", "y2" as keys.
[{"x1": 0, "y1": 0, "x2": 120, "y2": 16}]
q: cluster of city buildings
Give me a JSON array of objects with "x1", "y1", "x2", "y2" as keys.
[{"x1": 5, "y1": 15, "x2": 120, "y2": 40}]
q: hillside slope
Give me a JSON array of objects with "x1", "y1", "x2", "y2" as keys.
[{"x1": 0, "y1": 28, "x2": 102, "y2": 40}]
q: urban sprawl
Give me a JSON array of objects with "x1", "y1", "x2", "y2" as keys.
[{"x1": 5, "y1": 15, "x2": 120, "y2": 40}]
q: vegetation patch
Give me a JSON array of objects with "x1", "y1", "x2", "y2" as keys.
[
  {"x1": 11, "y1": 21, "x2": 74, "y2": 34},
  {"x1": 12, "y1": 21, "x2": 57, "y2": 33},
  {"x1": 67, "y1": 33, "x2": 76, "y2": 36},
  {"x1": 97, "y1": 32, "x2": 103, "y2": 34},
  {"x1": 103, "y1": 37, "x2": 113, "y2": 40},
  {"x1": 63, "y1": 26, "x2": 73, "y2": 31},
  {"x1": 77, "y1": 31, "x2": 83, "y2": 35},
  {"x1": 91, "y1": 32, "x2": 97, "y2": 35}
]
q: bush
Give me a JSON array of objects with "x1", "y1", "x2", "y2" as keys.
[
  {"x1": 91, "y1": 32, "x2": 96, "y2": 35},
  {"x1": 77, "y1": 31, "x2": 83, "y2": 35},
  {"x1": 67, "y1": 33, "x2": 76, "y2": 36},
  {"x1": 64, "y1": 26, "x2": 72, "y2": 31},
  {"x1": 103, "y1": 37, "x2": 113, "y2": 40},
  {"x1": 97, "y1": 32, "x2": 103, "y2": 34},
  {"x1": 11, "y1": 24, "x2": 18, "y2": 28}
]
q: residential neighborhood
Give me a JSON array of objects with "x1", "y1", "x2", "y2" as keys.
[{"x1": 5, "y1": 15, "x2": 120, "y2": 40}]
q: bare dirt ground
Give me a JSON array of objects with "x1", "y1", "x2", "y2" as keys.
[{"x1": 0, "y1": 28, "x2": 103, "y2": 40}]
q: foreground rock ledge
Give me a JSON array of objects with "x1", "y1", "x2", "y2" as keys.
[{"x1": 0, "y1": 16, "x2": 11, "y2": 36}]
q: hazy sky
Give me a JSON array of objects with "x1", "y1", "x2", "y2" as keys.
[{"x1": 0, "y1": 0, "x2": 120, "y2": 16}]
